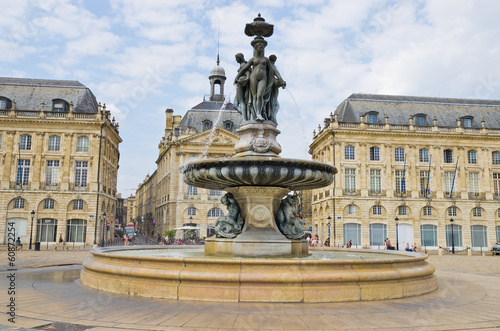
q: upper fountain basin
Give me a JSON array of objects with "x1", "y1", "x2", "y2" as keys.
[{"x1": 182, "y1": 156, "x2": 337, "y2": 190}]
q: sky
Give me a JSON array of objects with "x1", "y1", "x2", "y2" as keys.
[{"x1": 2, "y1": 0, "x2": 500, "y2": 196}]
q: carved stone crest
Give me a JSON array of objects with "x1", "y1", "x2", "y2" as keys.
[{"x1": 249, "y1": 129, "x2": 271, "y2": 153}]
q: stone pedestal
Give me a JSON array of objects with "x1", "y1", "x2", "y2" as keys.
[
  {"x1": 205, "y1": 186, "x2": 308, "y2": 257},
  {"x1": 234, "y1": 122, "x2": 282, "y2": 157}
]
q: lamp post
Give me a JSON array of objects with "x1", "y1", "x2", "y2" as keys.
[
  {"x1": 29, "y1": 210, "x2": 35, "y2": 250},
  {"x1": 327, "y1": 216, "x2": 331, "y2": 246},
  {"x1": 395, "y1": 217, "x2": 399, "y2": 250},
  {"x1": 101, "y1": 212, "x2": 106, "y2": 247},
  {"x1": 450, "y1": 218, "x2": 455, "y2": 254}
]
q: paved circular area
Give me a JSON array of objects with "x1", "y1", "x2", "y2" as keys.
[{"x1": 1, "y1": 251, "x2": 499, "y2": 330}]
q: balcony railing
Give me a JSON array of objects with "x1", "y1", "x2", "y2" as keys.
[
  {"x1": 369, "y1": 190, "x2": 384, "y2": 196},
  {"x1": 469, "y1": 192, "x2": 485, "y2": 200}
]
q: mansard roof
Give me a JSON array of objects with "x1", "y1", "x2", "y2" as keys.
[
  {"x1": 0, "y1": 77, "x2": 98, "y2": 113},
  {"x1": 179, "y1": 100, "x2": 242, "y2": 133},
  {"x1": 335, "y1": 93, "x2": 500, "y2": 128}
]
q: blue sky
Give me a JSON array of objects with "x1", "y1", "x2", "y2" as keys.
[{"x1": 2, "y1": 0, "x2": 500, "y2": 196}]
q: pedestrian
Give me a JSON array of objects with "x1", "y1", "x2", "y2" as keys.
[
  {"x1": 346, "y1": 239, "x2": 352, "y2": 248},
  {"x1": 405, "y1": 243, "x2": 412, "y2": 252},
  {"x1": 413, "y1": 243, "x2": 418, "y2": 253},
  {"x1": 165, "y1": 234, "x2": 169, "y2": 245},
  {"x1": 15, "y1": 237, "x2": 22, "y2": 250},
  {"x1": 58, "y1": 234, "x2": 64, "y2": 246},
  {"x1": 123, "y1": 234, "x2": 128, "y2": 246}
]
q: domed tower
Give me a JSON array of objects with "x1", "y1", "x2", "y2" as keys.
[{"x1": 208, "y1": 55, "x2": 226, "y2": 102}]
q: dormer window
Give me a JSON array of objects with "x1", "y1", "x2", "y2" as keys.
[
  {"x1": 52, "y1": 99, "x2": 69, "y2": 112},
  {"x1": 367, "y1": 113, "x2": 378, "y2": 124},
  {"x1": 462, "y1": 117, "x2": 473, "y2": 128},
  {"x1": 415, "y1": 115, "x2": 426, "y2": 126},
  {"x1": 0, "y1": 97, "x2": 12, "y2": 109},
  {"x1": 223, "y1": 120, "x2": 233, "y2": 131},
  {"x1": 202, "y1": 120, "x2": 213, "y2": 131}
]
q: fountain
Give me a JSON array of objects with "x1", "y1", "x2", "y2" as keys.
[{"x1": 81, "y1": 14, "x2": 437, "y2": 302}]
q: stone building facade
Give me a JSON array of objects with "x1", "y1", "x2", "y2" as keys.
[
  {"x1": 135, "y1": 61, "x2": 242, "y2": 240},
  {"x1": 309, "y1": 93, "x2": 500, "y2": 251},
  {"x1": 0, "y1": 77, "x2": 121, "y2": 247}
]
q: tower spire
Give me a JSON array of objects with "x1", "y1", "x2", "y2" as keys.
[
  {"x1": 217, "y1": 20, "x2": 220, "y2": 66},
  {"x1": 208, "y1": 22, "x2": 226, "y2": 102}
]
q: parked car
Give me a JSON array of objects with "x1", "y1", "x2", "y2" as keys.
[{"x1": 492, "y1": 242, "x2": 500, "y2": 255}]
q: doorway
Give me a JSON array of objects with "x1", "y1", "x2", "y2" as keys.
[
  {"x1": 5, "y1": 218, "x2": 28, "y2": 244},
  {"x1": 397, "y1": 223, "x2": 413, "y2": 250}
]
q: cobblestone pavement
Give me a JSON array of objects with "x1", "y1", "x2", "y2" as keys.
[{"x1": 0, "y1": 249, "x2": 499, "y2": 330}]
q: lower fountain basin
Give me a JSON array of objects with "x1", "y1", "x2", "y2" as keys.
[
  {"x1": 181, "y1": 156, "x2": 337, "y2": 190},
  {"x1": 81, "y1": 246, "x2": 437, "y2": 303}
]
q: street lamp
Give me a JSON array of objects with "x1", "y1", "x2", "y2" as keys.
[
  {"x1": 29, "y1": 210, "x2": 35, "y2": 250},
  {"x1": 450, "y1": 218, "x2": 455, "y2": 254},
  {"x1": 101, "y1": 212, "x2": 106, "y2": 247},
  {"x1": 327, "y1": 216, "x2": 331, "y2": 247},
  {"x1": 395, "y1": 217, "x2": 399, "y2": 250}
]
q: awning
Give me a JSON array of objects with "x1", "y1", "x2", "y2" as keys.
[{"x1": 174, "y1": 226, "x2": 202, "y2": 230}]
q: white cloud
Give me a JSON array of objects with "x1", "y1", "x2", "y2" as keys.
[{"x1": 6, "y1": 0, "x2": 500, "y2": 194}]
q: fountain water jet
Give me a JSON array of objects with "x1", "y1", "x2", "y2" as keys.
[{"x1": 81, "y1": 14, "x2": 437, "y2": 302}]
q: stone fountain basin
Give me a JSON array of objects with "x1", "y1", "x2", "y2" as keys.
[
  {"x1": 181, "y1": 156, "x2": 337, "y2": 190},
  {"x1": 81, "y1": 246, "x2": 437, "y2": 303}
]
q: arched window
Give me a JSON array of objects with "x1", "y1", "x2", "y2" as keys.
[
  {"x1": 223, "y1": 121, "x2": 233, "y2": 131},
  {"x1": 372, "y1": 205, "x2": 382, "y2": 215},
  {"x1": 420, "y1": 225, "x2": 438, "y2": 248},
  {"x1": 207, "y1": 208, "x2": 223, "y2": 218},
  {"x1": 43, "y1": 199, "x2": 55, "y2": 209},
  {"x1": 448, "y1": 206, "x2": 457, "y2": 217},
  {"x1": 14, "y1": 198, "x2": 25, "y2": 209},
  {"x1": 73, "y1": 200, "x2": 84, "y2": 210},
  {"x1": 369, "y1": 223, "x2": 386, "y2": 247},
  {"x1": 398, "y1": 205, "x2": 407, "y2": 216},
  {"x1": 471, "y1": 225, "x2": 487, "y2": 248},
  {"x1": 472, "y1": 207, "x2": 482, "y2": 217},
  {"x1": 187, "y1": 207, "x2": 196, "y2": 216},
  {"x1": 343, "y1": 223, "x2": 361, "y2": 247},
  {"x1": 77, "y1": 136, "x2": 89, "y2": 152},
  {"x1": 423, "y1": 206, "x2": 432, "y2": 216},
  {"x1": 202, "y1": 120, "x2": 213, "y2": 131},
  {"x1": 346, "y1": 204, "x2": 357, "y2": 215},
  {"x1": 0, "y1": 97, "x2": 12, "y2": 109},
  {"x1": 446, "y1": 224, "x2": 462, "y2": 247},
  {"x1": 36, "y1": 219, "x2": 57, "y2": 242},
  {"x1": 66, "y1": 219, "x2": 87, "y2": 242}
]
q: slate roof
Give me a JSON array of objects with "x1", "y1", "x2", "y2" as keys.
[
  {"x1": 0, "y1": 77, "x2": 99, "y2": 113},
  {"x1": 335, "y1": 93, "x2": 500, "y2": 129},
  {"x1": 179, "y1": 100, "x2": 242, "y2": 133}
]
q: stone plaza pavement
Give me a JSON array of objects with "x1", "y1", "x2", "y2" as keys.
[{"x1": 0, "y1": 248, "x2": 499, "y2": 330}]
